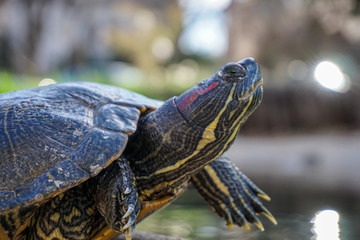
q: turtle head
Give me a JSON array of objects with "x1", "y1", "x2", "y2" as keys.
[
  {"x1": 175, "y1": 58, "x2": 263, "y2": 130},
  {"x1": 126, "y1": 58, "x2": 263, "y2": 201}
]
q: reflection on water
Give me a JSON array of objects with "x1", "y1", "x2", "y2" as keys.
[
  {"x1": 136, "y1": 188, "x2": 359, "y2": 240},
  {"x1": 311, "y1": 210, "x2": 340, "y2": 240}
]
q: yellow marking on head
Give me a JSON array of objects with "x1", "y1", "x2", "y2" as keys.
[
  {"x1": 151, "y1": 85, "x2": 237, "y2": 176},
  {"x1": 223, "y1": 95, "x2": 253, "y2": 148}
]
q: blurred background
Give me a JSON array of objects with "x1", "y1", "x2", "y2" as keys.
[{"x1": 0, "y1": 0, "x2": 359, "y2": 239}]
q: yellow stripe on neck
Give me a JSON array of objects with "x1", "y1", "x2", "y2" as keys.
[
  {"x1": 224, "y1": 95, "x2": 253, "y2": 147},
  {"x1": 151, "y1": 85, "x2": 236, "y2": 176},
  {"x1": 140, "y1": 94, "x2": 254, "y2": 199}
]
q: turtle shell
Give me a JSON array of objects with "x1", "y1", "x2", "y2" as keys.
[{"x1": 0, "y1": 82, "x2": 162, "y2": 213}]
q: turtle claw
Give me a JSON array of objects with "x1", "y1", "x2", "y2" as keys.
[
  {"x1": 118, "y1": 188, "x2": 139, "y2": 233},
  {"x1": 222, "y1": 205, "x2": 233, "y2": 229},
  {"x1": 253, "y1": 215, "x2": 265, "y2": 231},
  {"x1": 262, "y1": 207, "x2": 278, "y2": 225},
  {"x1": 124, "y1": 187, "x2": 132, "y2": 195},
  {"x1": 123, "y1": 204, "x2": 135, "y2": 218},
  {"x1": 227, "y1": 170, "x2": 277, "y2": 230},
  {"x1": 117, "y1": 194, "x2": 139, "y2": 234},
  {"x1": 243, "y1": 221, "x2": 251, "y2": 231},
  {"x1": 257, "y1": 193, "x2": 271, "y2": 201},
  {"x1": 123, "y1": 214, "x2": 136, "y2": 230},
  {"x1": 226, "y1": 222, "x2": 233, "y2": 229}
]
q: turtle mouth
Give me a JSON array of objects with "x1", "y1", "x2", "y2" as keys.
[{"x1": 238, "y1": 77, "x2": 263, "y2": 101}]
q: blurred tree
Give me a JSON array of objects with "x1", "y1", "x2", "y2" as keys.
[{"x1": 0, "y1": 0, "x2": 182, "y2": 74}]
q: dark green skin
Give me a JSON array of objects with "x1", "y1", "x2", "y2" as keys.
[{"x1": 0, "y1": 58, "x2": 269, "y2": 239}]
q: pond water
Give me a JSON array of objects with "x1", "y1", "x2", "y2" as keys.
[{"x1": 137, "y1": 186, "x2": 360, "y2": 240}]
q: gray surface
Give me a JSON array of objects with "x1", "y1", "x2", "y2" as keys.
[
  {"x1": 227, "y1": 132, "x2": 360, "y2": 193},
  {"x1": 113, "y1": 231, "x2": 180, "y2": 240}
]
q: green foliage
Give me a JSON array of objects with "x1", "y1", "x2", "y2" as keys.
[
  {"x1": 0, "y1": 61, "x2": 216, "y2": 100},
  {"x1": 0, "y1": 71, "x2": 40, "y2": 93}
]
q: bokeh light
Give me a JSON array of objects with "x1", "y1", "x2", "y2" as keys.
[
  {"x1": 178, "y1": 12, "x2": 228, "y2": 57},
  {"x1": 311, "y1": 209, "x2": 340, "y2": 240},
  {"x1": 314, "y1": 61, "x2": 350, "y2": 93},
  {"x1": 108, "y1": 62, "x2": 143, "y2": 88},
  {"x1": 151, "y1": 37, "x2": 174, "y2": 62},
  {"x1": 178, "y1": 0, "x2": 230, "y2": 57}
]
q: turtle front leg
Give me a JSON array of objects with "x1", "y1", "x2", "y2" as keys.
[
  {"x1": 191, "y1": 156, "x2": 277, "y2": 231},
  {"x1": 92, "y1": 156, "x2": 140, "y2": 239}
]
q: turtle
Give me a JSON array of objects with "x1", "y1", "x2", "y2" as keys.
[{"x1": 0, "y1": 58, "x2": 276, "y2": 240}]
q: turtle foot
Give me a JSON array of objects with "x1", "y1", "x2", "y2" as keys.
[
  {"x1": 192, "y1": 156, "x2": 277, "y2": 231},
  {"x1": 92, "y1": 157, "x2": 140, "y2": 234}
]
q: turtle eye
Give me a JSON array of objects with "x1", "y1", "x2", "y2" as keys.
[{"x1": 222, "y1": 64, "x2": 246, "y2": 78}]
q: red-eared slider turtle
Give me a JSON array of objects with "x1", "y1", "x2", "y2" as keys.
[{"x1": 0, "y1": 58, "x2": 276, "y2": 240}]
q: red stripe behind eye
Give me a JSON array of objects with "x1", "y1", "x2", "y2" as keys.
[{"x1": 177, "y1": 81, "x2": 219, "y2": 111}]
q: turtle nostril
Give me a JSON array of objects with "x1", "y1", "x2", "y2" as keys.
[{"x1": 238, "y1": 58, "x2": 261, "y2": 83}]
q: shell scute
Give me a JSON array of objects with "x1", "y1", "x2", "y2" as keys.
[{"x1": 95, "y1": 104, "x2": 141, "y2": 133}]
